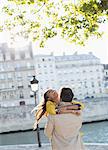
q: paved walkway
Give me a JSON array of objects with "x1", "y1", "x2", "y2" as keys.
[{"x1": 0, "y1": 143, "x2": 108, "y2": 150}]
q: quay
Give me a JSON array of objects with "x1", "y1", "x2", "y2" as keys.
[{"x1": 0, "y1": 143, "x2": 108, "y2": 150}]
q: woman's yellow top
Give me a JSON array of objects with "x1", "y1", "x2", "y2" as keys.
[
  {"x1": 46, "y1": 100, "x2": 84, "y2": 115},
  {"x1": 46, "y1": 101, "x2": 57, "y2": 115}
]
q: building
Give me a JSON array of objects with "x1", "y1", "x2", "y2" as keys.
[
  {"x1": 34, "y1": 54, "x2": 57, "y2": 102},
  {"x1": 0, "y1": 42, "x2": 106, "y2": 107},
  {"x1": 34, "y1": 52, "x2": 105, "y2": 99},
  {"x1": 103, "y1": 64, "x2": 108, "y2": 94},
  {"x1": 0, "y1": 43, "x2": 35, "y2": 107}
]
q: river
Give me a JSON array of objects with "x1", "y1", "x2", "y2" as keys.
[{"x1": 0, "y1": 121, "x2": 108, "y2": 145}]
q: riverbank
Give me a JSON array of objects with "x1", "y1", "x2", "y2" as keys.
[
  {"x1": 0, "y1": 143, "x2": 108, "y2": 150},
  {"x1": 0, "y1": 121, "x2": 108, "y2": 145},
  {"x1": 0, "y1": 119, "x2": 107, "y2": 134},
  {"x1": 0, "y1": 97, "x2": 108, "y2": 133}
]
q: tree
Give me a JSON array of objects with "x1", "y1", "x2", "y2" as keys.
[{"x1": 0, "y1": 0, "x2": 108, "y2": 47}]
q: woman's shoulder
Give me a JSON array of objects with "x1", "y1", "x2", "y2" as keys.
[
  {"x1": 46, "y1": 101, "x2": 56, "y2": 106},
  {"x1": 46, "y1": 101, "x2": 56, "y2": 115}
]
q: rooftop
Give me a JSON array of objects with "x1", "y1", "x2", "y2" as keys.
[{"x1": 55, "y1": 52, "x2": 100, "y2": 62}]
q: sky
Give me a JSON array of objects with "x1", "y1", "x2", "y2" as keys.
[
  {"x1": 32, "y1": 22, "x2": 108, "y2": 64},
  {"x1": 32, "y1": 32, "x2": 108, "y2": 64},
  {"x1": 0, "y1": 27, "x2": 108, "y2": 64}
]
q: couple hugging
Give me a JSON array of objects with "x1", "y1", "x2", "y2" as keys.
[{"x1": 35, "y1": 87, "x2": 85, "y2": 150}]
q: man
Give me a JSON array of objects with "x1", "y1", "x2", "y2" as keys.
[{"x1": 44, "y1": 87, "x2": 85, "y2": 150}]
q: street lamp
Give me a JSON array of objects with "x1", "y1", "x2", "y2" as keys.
[{"x1": 30, "y1": 75, "x2": 41, "y2": 147}]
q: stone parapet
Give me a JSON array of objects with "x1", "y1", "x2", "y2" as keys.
[
  {"x1": 0, "y1": 143, "x2": 108, "y2": 150},
  {"x1": 0, "y1": 97, "x2": 108, "y2": 133}
]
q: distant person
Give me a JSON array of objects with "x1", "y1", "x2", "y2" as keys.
[{"x1": 44, "y1": 87, "x2": 85, "y2": 150}]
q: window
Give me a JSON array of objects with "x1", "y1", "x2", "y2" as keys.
[
  {"x1": 17, "y1": 72, "x2": 22, "y2": 79},
  {"x1": 9, "y1": 82, "x2": 13, "y2": 88},
  {"x1": 18, "y1": 82, "x2": 23, "y2": 88},
  {"x1": 8, "y1": 73, "x2": 12, "y2": 79},
  {"x1": 98, "y1": 81, "x2": 101, "y2": 87},
  {"x1": 99, "y1": 89, "x2": 102, "y2": 93},
  {"x1": 19, "y1": 91, "x2": 24, "y2": 98},
  {"x1": 20, "y1": 51, "x2": 25, "y2": 59},
  {"x1": 0, "y1": 64, "x2": 4, "y2": 71},
  {"x1": 10, "y1": 92, "x2": 14, "y2": 99},
  {"x1": 10, "y1": 53, "x2": 15, "y2": 60},
  {"x1": 27, "y1": 73, "x2": 32, "y2": 80},
  {"x1": 15, "y1": 64, "x2": 21, "y2": 70},
  {"x1": 19, "y1": 101, "x2": 25, "y2": 105},
  {"x1": 27, "y1": 62, "x2": 31, "y2": 68},
  {"x1": 2, "y1": 94, "x2": 6, "y2": 100},
  {"x1": 51, "y1": 79, "x2": 54, "y2": 81},
  {"x1": 91, "y1": 82, "x2": 94, "y2": 87},
  {"x1": 86, "y1": 92, "x2": 89, "y2": 95},
  {"x1": 38, "y1": 64, "x2": 41, "y2": 68},
  {"x1": 0, "y1": 74, "x2": 5, "y2": 80},
  {"x1": 0, "y1": 84, "x2": 5, "y2": 89}
]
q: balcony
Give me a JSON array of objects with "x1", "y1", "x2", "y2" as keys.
[{"x1": 15, "y1": 66, "x2": 34, "y2": 71}]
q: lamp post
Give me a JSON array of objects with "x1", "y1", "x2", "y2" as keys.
[{"x1": 30, "y1": 75, "x2": 41, "y2": 147}]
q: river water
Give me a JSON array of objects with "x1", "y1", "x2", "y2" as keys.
[{"x1": 0, "y1": 121, "x2": 108, "y2": 145}]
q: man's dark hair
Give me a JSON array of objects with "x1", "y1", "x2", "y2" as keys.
[{"x1": 60, "y1": 87, "x2": 74, "y2": 102}]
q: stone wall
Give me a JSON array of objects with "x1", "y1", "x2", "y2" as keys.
[
  {"x1": 0, "y1": 97, "x2": 108, "y2": 133},
  {"x1": 0, "y1": 105, "x2": 34, "y2": 133},
  {"x1": 83, "y1": 97, "x2": 108, "y2": 122}
]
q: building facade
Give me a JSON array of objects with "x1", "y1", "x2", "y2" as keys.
[
  {"x1": 0, "y1": 42, "x2": 106, "y2": 107},
  {"x1": 0, "y1": 43, "x2": 35, "y2": 107},
  {"x1": 103, "y1": 64, "x2": 108, "y2": 94},
  {"x1": 34, "y1": 52, "x2": 105, "y2": 100}
]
